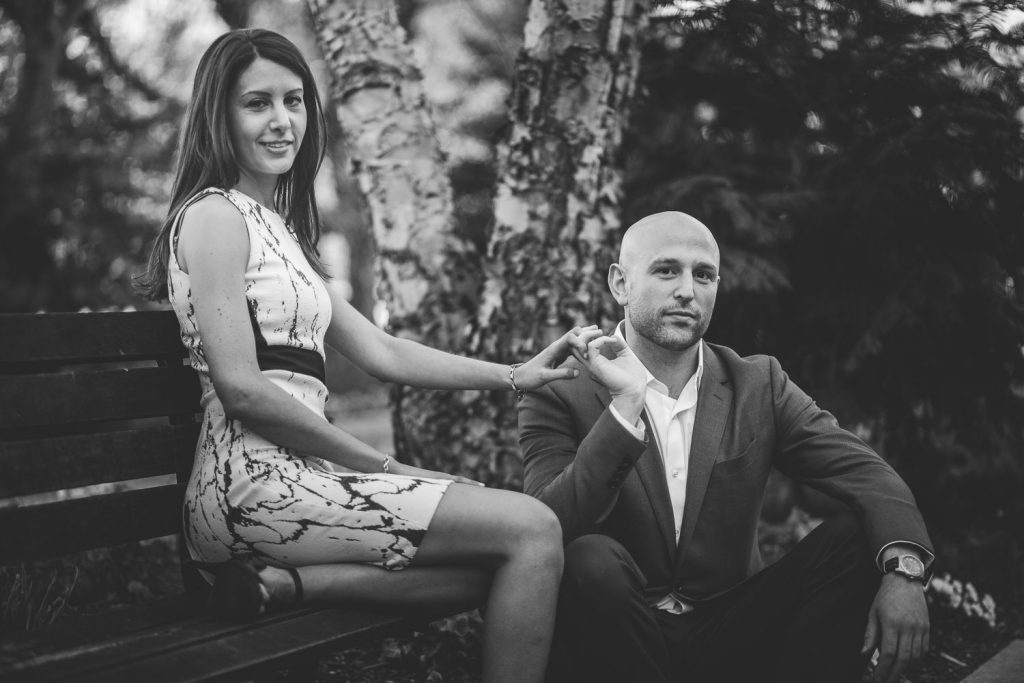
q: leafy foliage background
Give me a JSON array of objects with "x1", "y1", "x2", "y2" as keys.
[{"x1": 628, "y1": 0, "x2": 1024, "y2": 590}]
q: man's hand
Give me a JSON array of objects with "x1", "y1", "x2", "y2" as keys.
[
  {"x1": 585, "y1": 335, "x2": 647, "y2": 422},
  {"x1": 861, "y1": 573, "x2": 930, "y2": 683}
]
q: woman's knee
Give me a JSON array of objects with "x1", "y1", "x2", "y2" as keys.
[{"x1": 502, "y1": 497, "x2": 563, "y2": 568}]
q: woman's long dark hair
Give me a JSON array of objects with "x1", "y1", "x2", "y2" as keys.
[{"x1": 136, "y1": 28, "x2": 328, "y2": 300}]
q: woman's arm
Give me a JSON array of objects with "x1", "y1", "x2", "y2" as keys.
[
  {"x1": 324, "y1": 287, "x2": 597, "y2": 391},
  {"x1": 177, "y1": 196, "x2": 468, "y2": 480}
]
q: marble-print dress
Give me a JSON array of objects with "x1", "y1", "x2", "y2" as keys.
[{"x1": 168, "y1": 187, "x2": 451, "y2": 571}]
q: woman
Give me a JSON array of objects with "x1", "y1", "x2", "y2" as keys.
[{"x1": 137, "y1": 29, "x2": 596, "y2": 683}]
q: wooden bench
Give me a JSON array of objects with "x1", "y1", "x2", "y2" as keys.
[{"x1": 0, "y1": 311, "x2": 459, "y2": 682}]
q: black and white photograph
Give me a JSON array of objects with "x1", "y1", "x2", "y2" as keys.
[{"x1": 1, "y1": 1, "x2": 1022, "y2": 681}]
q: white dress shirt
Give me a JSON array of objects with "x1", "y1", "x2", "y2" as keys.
[{"x1": 609, "y1": 325, "x2": 703, "y2": 613}]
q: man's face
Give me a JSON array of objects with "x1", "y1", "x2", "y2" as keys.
[{"x1": 611, "y1": 216, "x2": 720, "y2": 352}]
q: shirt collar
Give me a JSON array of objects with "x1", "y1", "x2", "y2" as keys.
[{"x1": 614, "y1": 321, "x2": 704, "y2": 403}]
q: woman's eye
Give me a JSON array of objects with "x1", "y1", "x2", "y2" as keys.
[
  {"x1": 286, "y1": 95, "x2": 303, "y2": 107},
  {"x1": 246, "y1": 99, "x2": 267, "y2": 110}
]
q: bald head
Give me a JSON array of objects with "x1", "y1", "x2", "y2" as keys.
[
  {"x1": 609, "y1": 211, "x2": 720, "y2": 356},
  {"x1": 618, "y1": 212, "x2": 720, "y2": 273}
]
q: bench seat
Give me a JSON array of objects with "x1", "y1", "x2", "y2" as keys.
[{"x1": 1, "y1": 597, "x2": 444, "y2": 683}]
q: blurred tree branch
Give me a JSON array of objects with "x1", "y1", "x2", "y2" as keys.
[{"x1": 76, "y1": 7, "x2": 162, "y2": 102}]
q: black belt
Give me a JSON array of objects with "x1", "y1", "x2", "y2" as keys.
[{"x1": 256, "y1": 345, "x2": 326, "y2": 384}]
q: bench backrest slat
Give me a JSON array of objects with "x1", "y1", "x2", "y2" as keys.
[
  {"x1": 0, "y1": 424, "x2": 199, "y2": 497},
  {"x1": 0, "y1": 311, "x2": 202, "y2": 565},
  {"x1": 0, "y1": 311, "x2": 186, "y2": 366},
  {"x1": 0, "y1": 366, "x2": 201, "y2": 429},
  {"x1": 0, "y1": 485, "x2": 183, "y2": 564}
]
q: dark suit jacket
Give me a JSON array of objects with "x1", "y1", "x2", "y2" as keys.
[{"x1": 518, "y1": 342, "x2": 932, "y2": 604}]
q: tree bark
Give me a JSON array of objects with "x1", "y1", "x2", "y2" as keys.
[
  {"x1": 306, "y1": 0, "x2": 483, "y2": 469},
  {"x1": 480, "y1": 0, "x2": 649, "y2": 353},
  {"x1": 307, "y1": 0, "x2": 476, "y2": 337},
  {"x1": 465, "y1": 0, "x2": 651, "y2": 480},
  {"x1": 405, "y1": 0, "x2": 649, "y2": 482},
  {"x1": 307, "y1": 0, "x2": 648, "y2": 482}
]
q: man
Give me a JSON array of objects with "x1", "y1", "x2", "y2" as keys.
[{"x1": 518, "y1": 212, "x2": 932, "y2": 683}]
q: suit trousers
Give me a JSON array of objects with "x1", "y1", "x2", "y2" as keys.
[{"x1": 547, "y1": 513, "x2": 881, "y2": 683}]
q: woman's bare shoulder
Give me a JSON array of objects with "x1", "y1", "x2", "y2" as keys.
[
  {"x1": 176, "y1": 192, "x2": 249, "y2": 269},
  {"x1": 179, "y1": 191, "x2": 245, "y2": 230}
]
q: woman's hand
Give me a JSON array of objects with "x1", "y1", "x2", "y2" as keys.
[
  {"x1": 512, "y1": 325, "x2": 604, "y2": 391},
  {"x1": 389, "y1": 460, "x2": 484, "y2": 486}
]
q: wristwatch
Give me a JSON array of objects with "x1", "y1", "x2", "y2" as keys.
[{"x1": 883, "y1": 554, "x2": 928, "y2": 584}]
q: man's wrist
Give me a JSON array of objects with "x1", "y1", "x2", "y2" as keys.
[
  {"x1": 881, "y1": 571, "x2": 927, "y2": 590},
  {"x1": 610, "y1": 391, "x2": 644, "y2": 424},
  {"x1": 609, "y1": 403, "x2": 645, "y2": 441}
]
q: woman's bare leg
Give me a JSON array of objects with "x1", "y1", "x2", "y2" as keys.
[
  {"x1": 256, "y1": 484, "x2": 562, "y2": 683},
  {"x1": 410, "y1": 484, "x2": 563, "y2": 683}
]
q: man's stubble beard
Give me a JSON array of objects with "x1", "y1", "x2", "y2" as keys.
[{"x1": 630, "y1": 306, "x2": 709, "y2": 353}]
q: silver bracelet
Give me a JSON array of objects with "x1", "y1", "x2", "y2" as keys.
[
  {"x1": 509, "y1": 363, "x2": 526, "y2": 401},
  {"x1": 381, "y1": 454, "x2": 390, "y2": 474}
]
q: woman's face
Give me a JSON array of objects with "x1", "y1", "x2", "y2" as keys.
[{"x1": 228, "y1": 57, "x2": 307, "y2": 193}]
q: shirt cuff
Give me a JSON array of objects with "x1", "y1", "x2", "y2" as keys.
[
  {"x1": 609, "y1": 404, "x2": 645, "y2": 442},
  {"x1": 875, "y1": 540, "x2": 935, "y2": 572}
]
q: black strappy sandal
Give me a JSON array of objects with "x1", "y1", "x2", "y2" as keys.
[{"x1": 190, "y1": 558, "x2": 304, "y2": 618}]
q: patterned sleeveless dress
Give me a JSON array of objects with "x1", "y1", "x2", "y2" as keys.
[{"x1": 167, "y1": 187, "x2": 451, "y2": 570}]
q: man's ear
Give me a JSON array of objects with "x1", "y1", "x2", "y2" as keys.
[{"x1": 608, "y1": 263, "x2": 628, "y2": 306}]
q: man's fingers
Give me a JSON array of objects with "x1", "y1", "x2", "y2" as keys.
[
  {"x1": 861, "y1": 614, "x2": 878, "y2": 655},
  {"x1": 570, "y1": 327, "x2": 603, "y2": 359},
  {"x1": 887, "y1": 634, "x2": 913, "y2": 683},
  {"x1": 910, "y1": 631, "x2": 923, "y2": 661},
  {"x1": 876, "y1": 627, "x2": 899, "y2": 682},
  {"x1": 555, "y1": 326, "x2": 602, "y2": 361},
  {"x1": 588, "y1": 335, "x2": 627, "y2": 357},
  {"x1": 874, "y1": 650, "x2": 894, "y2": 683}
]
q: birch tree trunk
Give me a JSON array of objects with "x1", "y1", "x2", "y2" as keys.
[
  {"x1": 468, "y1": 0, "x2": 652, "y2": 478},
  {"x1": 480, "y1": 0, "x2": 649, "y2": 351},
  {"x1": 308, "y1": 0, "x2": 648, "y2": 483},
  {"x1": 306, "y1": 0, "x2": 473, "y2": 334},
  {"x1": 307, "y1": 0, "x2": 488, "y2": 470}
]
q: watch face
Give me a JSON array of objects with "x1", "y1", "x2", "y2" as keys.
[{"x1": 899, "y1": 555, "x2": 925, "y2": 577}]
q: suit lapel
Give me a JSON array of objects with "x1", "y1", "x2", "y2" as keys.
[
  {"x1": 635, "y1": 411, "x2": 678, "y2": 560},
  {"x1": 676, "y1": 346, "x2": 732, "y2": 565},
  {"x1": 592, "y1": 377, "x2": 678, "y2": 560}
]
